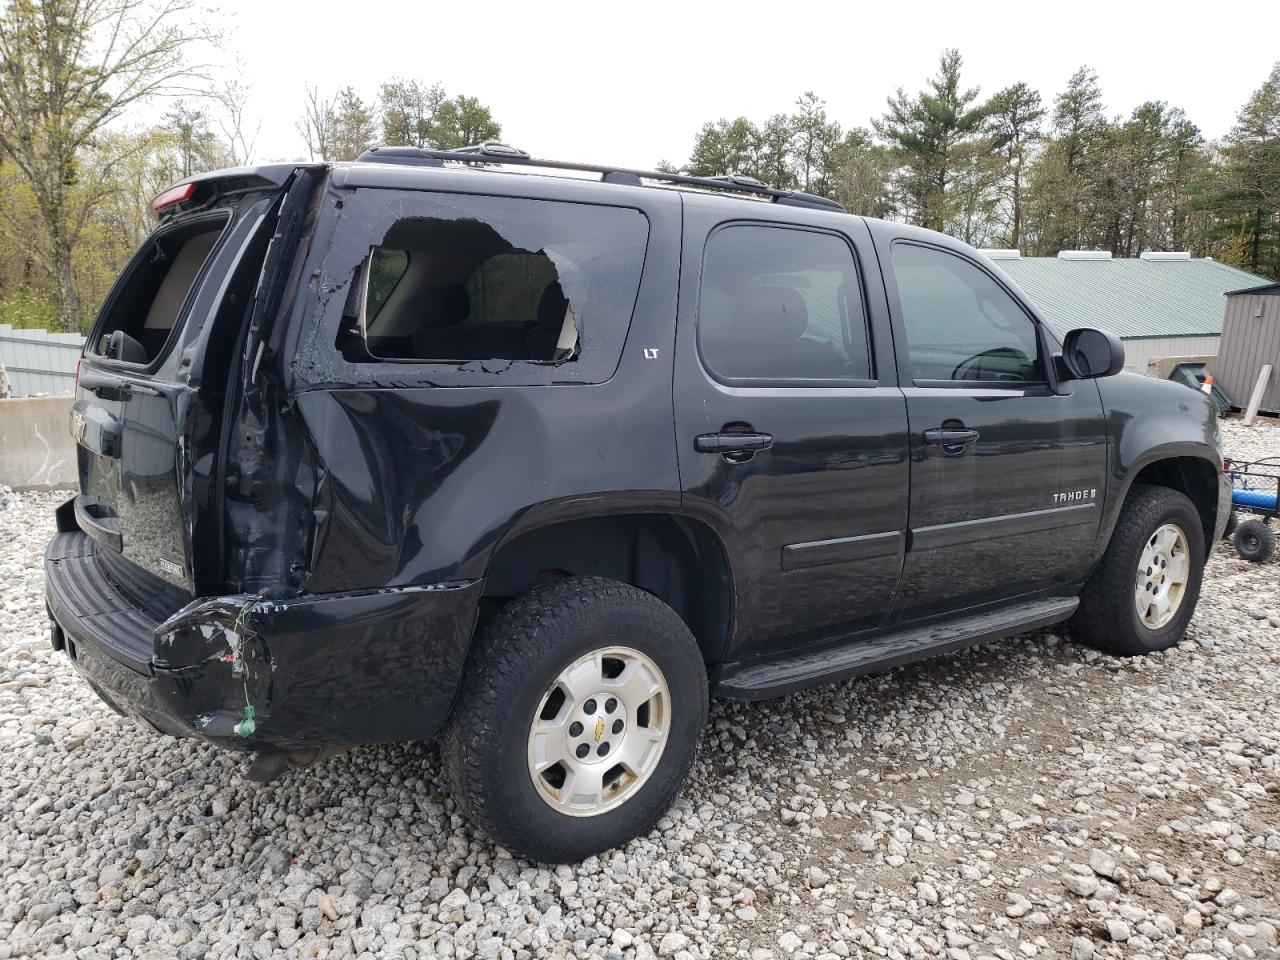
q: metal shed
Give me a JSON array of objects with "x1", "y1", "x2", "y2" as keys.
[{"x1": 1216, "y1": 283, "x2": 1280, "y2": 413}]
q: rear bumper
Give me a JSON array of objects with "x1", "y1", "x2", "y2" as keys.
[{"x1": 46, "y1": 524, "x2": 481, "y2": 751}]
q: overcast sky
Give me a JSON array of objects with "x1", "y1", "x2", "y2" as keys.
[{"x1": 210, "y1": 0, "x2": 1277, "y2": 168}]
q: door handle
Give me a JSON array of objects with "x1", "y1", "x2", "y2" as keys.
[
  {"x1": 922, "y1": 427, "x2": 980, "y2": 445},
  {"x1": 694, "y1": 432, "x2": 773, "y2": 458}
]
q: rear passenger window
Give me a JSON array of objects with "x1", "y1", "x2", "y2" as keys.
[
  {"x1": 339, "y1": 199, "x2": 647, "y2": 365},
  {"x1": 698, "y1": 224, "x2": 870, "y2": 382},
  {"x1": 91, "y1": 216, "x2": 227, "y2": 365},
  {"x1": 891, "y1": 243, "x2": 1043, "y2": 383}
]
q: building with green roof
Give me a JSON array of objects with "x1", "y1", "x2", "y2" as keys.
[{"x1": 981, "y1": 250, "x2": 1270, "y2": 373}]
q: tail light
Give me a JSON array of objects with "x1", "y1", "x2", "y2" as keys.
[{"x1": 150, "y1": 182, "x2": 196, "y2": 217}]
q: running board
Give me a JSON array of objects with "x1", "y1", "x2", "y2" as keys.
[{"x1": 714, "y1": 596, "x2": 1079, "y2": 700}]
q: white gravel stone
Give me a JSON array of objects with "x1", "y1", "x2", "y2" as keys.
[{"x1": 1064, "y1": 873, "x2": 1099, "y2": 897}]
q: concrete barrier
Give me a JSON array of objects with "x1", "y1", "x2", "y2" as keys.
[{"x1": 0, "y1": 396, "x2": 78, "y2": 490}]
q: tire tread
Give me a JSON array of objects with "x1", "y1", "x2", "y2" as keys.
[
  {"x1": 1073, "y1": 483, "x2": 1204, "y2": 655},
  {"x1": 443, "y1": 576, "x2": 707, "y2": 862}
]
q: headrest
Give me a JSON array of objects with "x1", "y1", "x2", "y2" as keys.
[
  {"x1": 419, "y1": 284, "x2": 471, "y2": 327},
  {"x1": 537, "y1": 281, "x2": 569, "y2": 330},
  {"x1": 740, "y1": 285, "x2": 808, "y2": 341}
]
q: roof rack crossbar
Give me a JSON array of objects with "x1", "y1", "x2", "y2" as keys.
[{"x1": 357, "y1": 143, "x2": 846, "y2": 212}]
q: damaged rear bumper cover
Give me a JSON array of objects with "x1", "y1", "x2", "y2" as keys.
[{"x1": 45, "y1": 527, "x2": 480, "y2": 751}]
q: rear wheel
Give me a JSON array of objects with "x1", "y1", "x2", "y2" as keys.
[
  {"x1": 1233, "y1": 519, "x2": 1275, "y2": 563},
  {"x1": 1072, "y1": 484, "x2": 1205, "y2": 655},
  {"x1": 443, "y1": 576, "x2": 708, "y2": 863}
]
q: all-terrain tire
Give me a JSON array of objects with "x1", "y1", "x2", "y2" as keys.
[
  {"x1": 443, "y1": 576, "x2": 708, "y2": 863},
  {"x1": 1072, "y1": 484, "x2": 1205, "y2": 656},
  {"x1": 1233, "y1": 519, "x2": 1275, "y2": 563}
]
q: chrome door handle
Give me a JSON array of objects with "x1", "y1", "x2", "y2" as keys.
[
  {"x1": 922, "y1": 427, "x2": 979, "y2": 445},
  {"x1": 694, "y1": 432, "x2": 773, "y2": 454}
]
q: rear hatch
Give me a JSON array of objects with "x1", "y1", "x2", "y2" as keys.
[{"x1": 70, "y1": 165, "x2": 318, "y2": 593}]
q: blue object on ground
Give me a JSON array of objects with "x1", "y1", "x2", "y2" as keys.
[{"x1": 1233, "y1": 487, "x2": 1278, "y2": 509}]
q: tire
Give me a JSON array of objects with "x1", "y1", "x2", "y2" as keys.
[
  {"x1": 1233, "y1": 519, "x2": 1275, "y2": 563},
  {"x1": 443, "y1": 576, "x2": 708, "y2": 863},
  {"x1": 1072, "y1": 484, "x2": 1205, "y2": 656},
  {"x1": 1222, "y1": 509, "x2": 1239, "y2": 540}
]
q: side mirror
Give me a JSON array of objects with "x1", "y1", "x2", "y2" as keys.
[{"x1": 1059, "y1": 327, "x2": 1124, "y2": 380}]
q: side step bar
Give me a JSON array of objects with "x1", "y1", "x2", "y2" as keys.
[{"x1": 714, "y1": 596, "x2": 1079, "y2": 700}]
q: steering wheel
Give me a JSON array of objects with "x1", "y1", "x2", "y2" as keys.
[{"x1": 952, "y1": 347, "x2": 1031, "y2": 382}]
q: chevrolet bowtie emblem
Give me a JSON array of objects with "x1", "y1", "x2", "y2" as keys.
[{"x1": 594, "y1": 717, "x2": 605, "y2": 742}]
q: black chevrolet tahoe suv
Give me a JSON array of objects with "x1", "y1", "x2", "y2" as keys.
[{"x1": 46, "y1": 143, "x2": 1231, "y2": 863}]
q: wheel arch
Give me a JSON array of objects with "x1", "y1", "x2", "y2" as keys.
[
  {"x1": 480, "y1": 511, "x2": 735, "y2": 665},
  {"x1": 1109, "y1": 451, "x2": 1222, "y2": 555}
]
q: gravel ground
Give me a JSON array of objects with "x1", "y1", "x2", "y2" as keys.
[{"x1": 2, "y1": 421, "x2": 1278, "y2": 960}]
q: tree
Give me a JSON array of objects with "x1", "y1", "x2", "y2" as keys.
[
  {"x1": 213, "y1": 67, "x2": 260, "y2": 166},
  {"x1": 297, "y1": 84, "x2": 336, "y2": 161},
  {"x1": 379, "y1": 78, "x2": 445, "y2": 148},
  {"x1": 1023, "y1": 67, "x2": 1112, "y2": 253},
  {"x1": 1053, "y1": 67, "x2": 1107, "y2": 176},
  {"x1": 874, "y1": 49, "x2": 989, "y2": 231},
  {"x1": 0, "y1": 121, "x2": 208, "y2": 331},
  {"x1": 377, "y1": 79, "x2": 501, "y2": 150},
  {"x1": 1152, "y1": 110, "x2": 1207, "y2": 253},
  {"x1": 330, "y1": 87, "x2": 376, "y2": 161},
  {"x1": 1102, "y1": 101, "x2": 1200, "y2": 257},
  {"x1": 791, "y1": 92, "x2": 841, "y2": 194},
  {"x1": 433, "y1": 94, "x2": 500, "y2": 149},
  {"x1": 756, "y1": 114, "x2": 797, "y2": 189},
  {"x1": 984, "y1": 82, "x2": 1044, "y2": 248},
  {"x1": 825, "y1": 128, "x2": 894, "y2": 217},
  {"x1": 1210, "y1": 63, "x2": 1280, "y2": 277},
  {"x1": 686, "y1": 117, "x2": 761, "y2": 179},
  {"x1": 164, "y1": 101, "x2": 228, "y2": 177},
  {"x1": 0, "y1": 0, "x2": 209, "y2": 330}
]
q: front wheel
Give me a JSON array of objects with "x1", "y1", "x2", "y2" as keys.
[
  {"x1": 443, "y1": 577, "x2": 708, "y2": 863},
  {"x1": 1072, "y1": 484, "x2": 1205, "y2": 656}
]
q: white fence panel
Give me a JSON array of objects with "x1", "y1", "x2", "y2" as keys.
[{"x1": 0, "y1": 324, "x2": 86, "y2": 396}]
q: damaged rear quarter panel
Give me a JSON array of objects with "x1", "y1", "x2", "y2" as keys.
[{"x1": 285, "y1": 173, "x2": 685, "y2": 593}]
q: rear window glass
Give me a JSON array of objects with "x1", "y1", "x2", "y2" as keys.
[
  {"x1": 91, "y1": 216, "x2": 226, "y2": 365},
  {"x1": 332, "y1": 193, "x2": 649, "y2": 371}
]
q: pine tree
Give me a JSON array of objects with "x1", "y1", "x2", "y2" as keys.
[
  {"x1": 984, "y1": 83, "x2": 1044, "y2": 248},
  {"x1": 1217, "y1": 64, "x2": 1280, "y2": 276},
  {"x1": 873, "y1": 49, "x2": 989, "y2": 231}
]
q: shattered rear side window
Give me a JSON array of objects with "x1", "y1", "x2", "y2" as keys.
[{"x1": 326, "y1": 191, "x2": 650, "y2": 375}]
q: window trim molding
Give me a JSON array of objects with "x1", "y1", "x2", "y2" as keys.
[
  {"x1": 695, "y1": 219, "x2": 879, "y2": 390},
  {"x1": 911, "y1": 377, "x2": 1051, "y2": 390}
]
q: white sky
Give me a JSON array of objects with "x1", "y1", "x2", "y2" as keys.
[{"x1": 203, "y1": 0, "x2": 1278, "y2": 168}]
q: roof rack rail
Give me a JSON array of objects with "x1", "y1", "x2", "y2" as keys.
[{"x1": 356, "y1": 142, "x2": 846, "y2": 213}]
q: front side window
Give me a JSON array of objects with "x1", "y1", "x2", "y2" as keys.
[
  {"x1": 698, "y1": 224, "x2": 871, "y2": 382},
  {"x1": 335, "y1": 196, "x2": 648, "y2": 368},
  {"x1": 891, "y1": 242, "x2": 1043, "y2": 383}
]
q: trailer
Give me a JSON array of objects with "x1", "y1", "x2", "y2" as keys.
[{"x1": 1223, "y1": 456, "x2": 1280, "y2": 561}]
